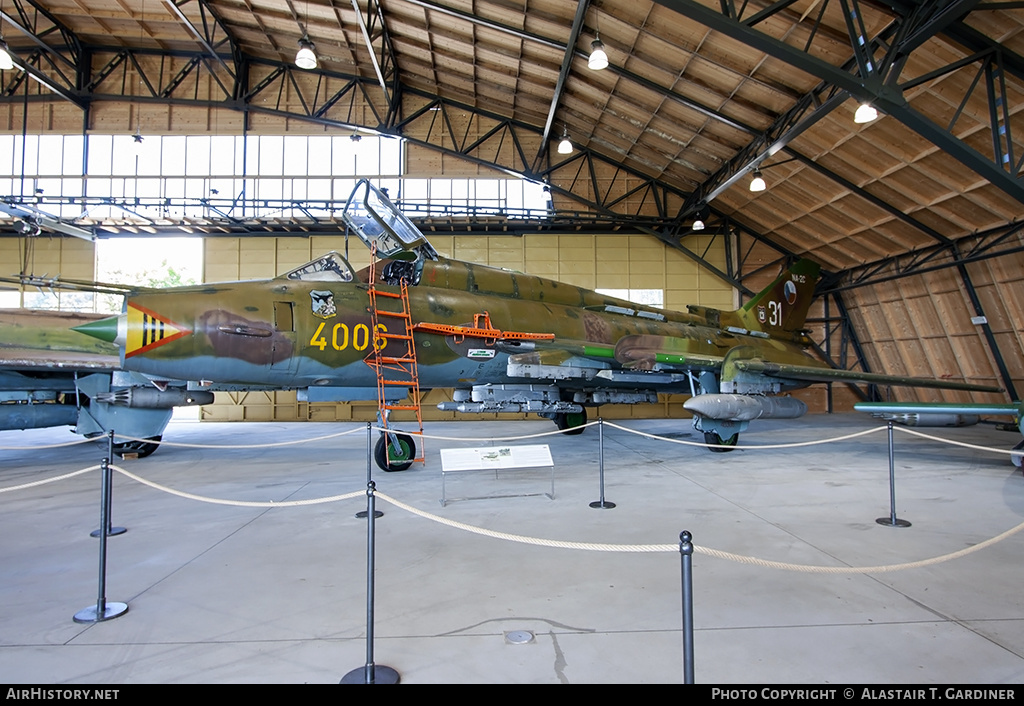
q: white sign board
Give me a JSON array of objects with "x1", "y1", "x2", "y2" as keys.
[
  {"x1": 440, "y1": 445, "x2": 553, "y2": 472},
  {"x1": 439, "y1": 444, "x2": 555, "y2": 505}
]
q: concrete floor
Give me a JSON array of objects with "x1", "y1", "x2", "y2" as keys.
[{"x1": 1, "y1": 412, "x2": 1023, "y2": 684}]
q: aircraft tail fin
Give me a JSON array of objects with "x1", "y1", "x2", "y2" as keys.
[{"x1": 735, "y1": 259, "x2": 820, "y2": 336}]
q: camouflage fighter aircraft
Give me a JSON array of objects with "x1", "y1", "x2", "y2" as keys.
[
  {"x1": 0, "y1": 308, "x2": 212, "y2": 457},
  {"x1": 72, "y1": 180, "x2": 1001, "y2": 470}
]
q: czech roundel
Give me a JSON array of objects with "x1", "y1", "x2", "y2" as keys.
[{"x1": 125, "y1": 303, "x2": 191, "y2": 358}]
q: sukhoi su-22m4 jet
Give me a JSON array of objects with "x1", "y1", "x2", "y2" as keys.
[{"x1": 74, "y1": 180, "x2": 1001, "y2": 470}]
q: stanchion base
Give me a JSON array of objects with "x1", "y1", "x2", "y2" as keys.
[
  {"x1": 876, "y1": 517, "x2": 911, "y2": 528},
  {"x1": 589, "y1": 500, "x2": 616, "y2": 509},
  {"x1": 73, "y1": 602, "x2": 128, "y2": 623},
  {"x1": 355, "y1": 510, "x2": 384, "y2": 519},
  {"x1": 90, "y1": 527, "x2": 127, "y2": 537},
  {"x1": 341, "y1": 665, "x2": 400, "y2": 684}
]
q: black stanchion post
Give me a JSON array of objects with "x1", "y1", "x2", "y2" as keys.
[
  {"x1": 91, "y1": 431, "x2": 126, "y2": 538},
  {"x1": 589, "y1": 418, "x2": 616, "y2": 509},
  {"x1": 680, "y1": 530, "x2": 694, "y2": 684},
  {"x1": 356, "y1": 422, "x2": 383, "y2": 519},
  {"x1": 876, "y1": 421, "x2": 911, "y2": 528},
  {"x1": 342, "y1": 477, "x2": 399, "y2": 684},
  {"x1": 74, "y1": 452, "x2": 128, "y2": 623}
]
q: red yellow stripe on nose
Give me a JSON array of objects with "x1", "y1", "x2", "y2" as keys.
[{"x1": 125, "y1": 302, "x2": 191, "y2": 358}]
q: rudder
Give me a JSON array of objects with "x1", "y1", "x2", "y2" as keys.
[{"x1": 735, "y1": 259, "x2": 820, "y2": 335}]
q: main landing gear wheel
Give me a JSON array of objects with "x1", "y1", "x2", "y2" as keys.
[
  {"x1": 704, "y1": 431, "x2": 738, "y2": 453},
  {"x1": 554, "y1": 407, "x2": 588, "y2": 435},
  {"x1": 112, "y1": 436, "x2": 162, "y2": 459},
  {"x1": 374, "y1": 433, "x2": 416, "y2": 472}
]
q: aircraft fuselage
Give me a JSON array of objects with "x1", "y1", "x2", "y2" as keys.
[{"x1": 116, "y1": 256, "x2": 816, "y2": 397}]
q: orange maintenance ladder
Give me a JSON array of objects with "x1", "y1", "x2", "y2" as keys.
[{"x1": 364, "y1": 250, "x2": 425, "y2": 467}]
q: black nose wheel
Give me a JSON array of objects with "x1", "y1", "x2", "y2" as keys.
[{"x1": 374, "y1": 433, "x2": 415, "y2": 471}]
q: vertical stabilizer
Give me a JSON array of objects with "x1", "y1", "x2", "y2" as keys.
[{"x1": 735, "y1": 259, "x2": 820, "y2": 336}]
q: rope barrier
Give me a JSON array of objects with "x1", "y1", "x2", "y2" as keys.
[
  {"x1": 98, "y1": 425, "x2": 365, "y2": 449},
  {"x1": 109, "y1": 464, "x2": 364, "y2": 508},
  {"x1": 0, "y1": 436, "x2": 95, "y2": 450},
  {"x1": 380, "y1": 421, "x2": 601, "y2": 442},
  {"x1": 3, "y1": 419, "x2": 1023, "y2": 575},
  {"x1": 0, "y1": 464, "x2": 99, "y2": 493},
  {"x1": 892, "y1": 425, "x2": 1024, "y2": 458},
  {"x1": 376, "y1": 491, "x2": 673, "y2": 553},
  {"x1": 602, "y1": 420, "x2": 889, "y2": 449}
]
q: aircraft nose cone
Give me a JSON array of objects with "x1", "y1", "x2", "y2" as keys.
[{"x1": 72, "y1": 314, "x2": 124, "y2": 346}]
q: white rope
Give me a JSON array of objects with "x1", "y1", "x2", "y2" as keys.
[
  {"x1": 0, "y1": 464, "x2": 98, "y2": 493},
  {"x1": 111, "y1": 425, "x2": 365, "y2": 449},
  {"x1": 692, "y1": 519, "x2": 1024, "y2": 573},
  {"x1": 0, "y1": 436, "x2": 94, "y2": 450},
  {"x1": 375, "y1": 491, "x2": 1024, "y2": 574},
  {"x1": 602, "y1": 420, "x2": 889, "y2": 449},
  {"x1": 380, "y1": 421, "x2": 600, "y2": 442},
  {"x1": 110, "y1": 464, "x2": 364, "y2": 507},
  {"x1": 893, "y1": 425, "x2": 1024, "y2": 457},
  {"x1": 376, "y1": 491, "x2": 672, "y2": 552}
]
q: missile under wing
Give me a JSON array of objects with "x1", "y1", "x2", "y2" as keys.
[{"x1": 74, "y1": 180, "x2": 1002, "y2": 470}]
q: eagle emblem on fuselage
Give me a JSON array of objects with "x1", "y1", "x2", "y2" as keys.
[{"x1": 310, "y1": 290, "x2": 337, "y2": 319}]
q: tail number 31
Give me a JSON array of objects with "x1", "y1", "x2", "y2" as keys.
[{"x1": 310, "y1": 322, "x2": 387, "y2": 352}]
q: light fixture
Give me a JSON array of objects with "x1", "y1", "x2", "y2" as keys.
[
  {"x1": 295, "y1": 35, "x2": 317, "y2": 70},
  {"x1": 133, "y1": 126, "x2": 144, "y2": 144},
  {"x1": 588, "y1": 35, "x2": 608, "y2": 71},
  {"x1": 0, "y1": 40, "x2": 13, "y2": 71},
  {"x1": 692, "y1": 204, "x2": 709, "y2": 231},
  {"x1": 557, "y1": 127, "x2": 573, "y2": 155},
  {"x1": 854, "y1": 102, "x2": 877, "y2": 124},
  {"x1": 749, "y1": 168, "x2": 766, "y2": 192}
]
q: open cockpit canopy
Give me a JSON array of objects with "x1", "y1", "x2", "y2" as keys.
[{"x1": 341, "y1": 180, "x2": 438, "y2": 263}]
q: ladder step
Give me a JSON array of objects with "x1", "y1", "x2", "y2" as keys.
[
  {"x1": 372, "y1": 291, "x2": 403, "y2": 299},
  {"x1": 375, "y1": 310, "x2": 411, "y2": 318},
  {"x1": 377, "y1": 356, "x2": 416, "y2": 364},
  {"x1": 385, "y1": 404, "x2": 421, "y2": 411},
  {"x1": 380, "y1": 332, "x2": 413, "y2": 340}
]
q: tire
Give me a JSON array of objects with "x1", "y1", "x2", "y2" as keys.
[
  {"x1": 374, "y1": 433, "x2": 415, "y2": 472},
  {"x1": 112, "y1": 435, "x2": 162, "y2": 459},
  {"x1": 704, "y1": 431, "x2": 738, "y2": 453},
  {"x1": 554, "y1": 407, "x2": 588, "y2": 435}
]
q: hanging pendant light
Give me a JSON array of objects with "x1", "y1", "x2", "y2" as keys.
[
  {"x1": 296, "y1": 36, "x2": 318, "y2": 70},
  {"x1": 749, "y1": 168, "x2": 766, "y2": 192},
  {"x1": 588, "y1": 36, "x2": 608, "y2": 70},
  {"x1": 692, "y1": 204, "x2": 709, "y2": 231},
  {"x1": 557, "y1": 127, "x2": 573, "y2": 155},
  {"x1": 854, "y1": 102, "x2": 877, "y2": 124}
]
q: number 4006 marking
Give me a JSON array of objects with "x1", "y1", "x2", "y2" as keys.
[{"x1": 309, "y1": 322, "x2": 388, "y2": 351}]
